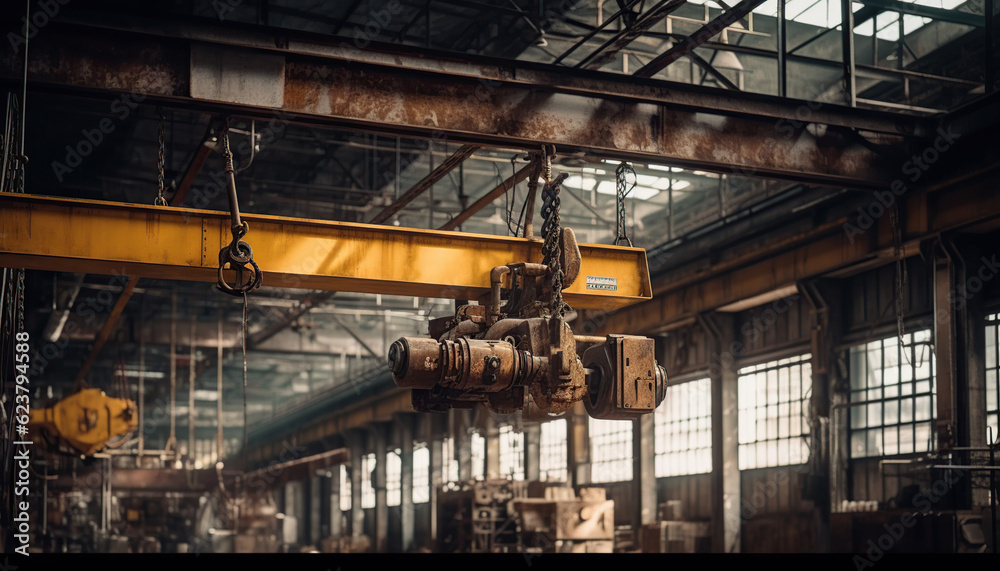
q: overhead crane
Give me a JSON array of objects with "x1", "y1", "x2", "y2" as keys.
[{"x1": 1, "y1": 177, "x2": 667, "y2": 425}]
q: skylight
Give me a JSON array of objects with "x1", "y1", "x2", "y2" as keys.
[{"x1": 678, "y1": 0, "x2": 970, "y2": 43}]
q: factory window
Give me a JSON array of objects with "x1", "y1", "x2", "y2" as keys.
[
  {"x1": 738, "y1": 354, "x2": 812, "y2": 470},
  {"x1": 656, "y1": 377, "x2": 712, "y2": 477},
  {"x1": 339, "y1": 464, "x2": 351, "y2": 512},
  {"x1": 589, "y1": 418, "x2": 633, "y2": 483},
  {"x1": 442, "y1": 437, "x2": 459, "y2": 483},
  {"x1": 848, "y1": 330, "x2": 935, "y2": 458},
  {"x1": 539, "y1": 419, "x2": 567, "y2": 482},
  {"x1": 987, "y1": 313, "x2": 1000, "y2": 444},
  {"x1": 413, "y1": 443, "x2": 430, "y2": 503},
  {"x1": 387, "y1": 449, "x2": 401, "y2": 507},
  {"x1": 471, "y1": 432, "x2": 485, "y2": 481},
  {"x1": 499, "y1": 424, "x2": 525, "y2": 480},
  {"x1": 361, "y1": 453, "x2": 376, "y2": 509}
]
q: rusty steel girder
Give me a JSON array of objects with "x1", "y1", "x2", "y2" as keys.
[
  {"x1": 387, "y1": 232, "x2": 667, "y2": 420},
  {"x1": 0, "y1": 11, "x2": 924, "y2": 188}
]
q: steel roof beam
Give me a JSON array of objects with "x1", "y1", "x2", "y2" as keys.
[
  {"x1": 0, "y1": 11, "x2": 930, "y2": 188},
  {"x1": 634, "y1": 0, "x2": 767, "y2": 78}
]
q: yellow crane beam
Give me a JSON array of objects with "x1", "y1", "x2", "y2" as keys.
[{"x1": 0, "y1": 193, "x2": 651, "y2": 310}]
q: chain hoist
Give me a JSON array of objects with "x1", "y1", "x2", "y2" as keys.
[
  {"x1": 154, "y1": 112, "x2": 167, "y2": 206},
  {"x1": 614, "y1": 161, "x2": 636, "y2": 247},
  {"x1": 386, "y1": 142, "x2": 668, "y2": 421},
  {"x1": 216, "y1": 122, "x2": 262, "y2": 296}
]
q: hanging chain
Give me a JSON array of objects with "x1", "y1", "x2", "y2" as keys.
[
  {"x1": 16, "y1": 268, "x2": 25, "y2": 337},
  {"x1": 614, "y1": 162, "x2": 636, "y2": 247},
  {"x1": 540, "y1": 145, "x2": 569, "y2": 318},
  {"x1": 155, "y1": 112, "x2": 167, "y2": 206}
]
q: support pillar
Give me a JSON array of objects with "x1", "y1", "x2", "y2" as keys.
[
  {"x1": 802, "y1": 280, "x2": 840, "y2": 552},
  {"x1": 309, "y1": 475, "x2": 322, "y2": 547},
  {"x1": 456, "y1": 410, "x2": 473, "y2": 481},
  {"x1": 349, "y1": 431, "x2": 365, "y2": 538},
  {"x1": 567, "y1": 402, "x2": 591, "y2": 488},
  {"x1": 933, "y1": 239, "x2": 986, "y2": 508},
  {"x1": 701, "y1": 313, "x2": 739, "y2": 553},
  {"x1": 371, "y1": 423, "x2": 389, "y2": 552},
  {"x1": 485, "y1": 415, "x2": 500, "y2": 480},
  {"x1": 633, "y1": 411, "x2": 656, "y2": 542},
  {"x1": 395, "y1": 414, "x2": 415, "y2": 552},
  {"x1": 330, "y1": 461, "x2": 342, "y2": 538},
  {"x1": 525, "y1": 423, "x2": 541, "y2": 482}
]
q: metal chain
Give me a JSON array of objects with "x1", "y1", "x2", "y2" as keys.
[
  {"x1": 614, "y1": 162, "x2": 636, "y2": 247},
  {"x1": 155, "y1": 112, "x2": 167, "y2": 206},
  {"x1": 16, "y1": 269, "x2": 24, "y2": 337},
  {"x1": 540, "y1": 145, "x2": 568, "y2": 318}
]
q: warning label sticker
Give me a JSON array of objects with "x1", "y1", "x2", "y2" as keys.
[{"x1": 586, "y1": 276, "x2": 618, "y2": 291}]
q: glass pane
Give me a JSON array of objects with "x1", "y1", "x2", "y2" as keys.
[
  {"x1": 883, "y1": 426, "x2": 899, "y2": 456},
  {"x1": 899, "y1": 425, "x2": 914, "y2": 454},
  {"x1": 884, "y1": 399, "x2": 899, "y2": 425},
  {"x1": 915, "y1": 396, "x2": 932, "y2": 422},
  {"x1": 914, "y1": 422, "x2": 932, "y2": 452},
  {"x1": 986, "y1": 325, "x2": 996, "y2": 369},
  {"x1": 866, "y1": 429, "x2": 883, "y2": 456},
  {"x1": 901, "y1": 398, "x2": 914, "y2": 424},
  {"x1": 987, "y1": 370, "x2": 998, "y2": 410},
  {"x1": 851, "y1": 430, "x2": 867, "y2": 458},
  {"x1": 867, "y1": 403, "x2": 882, "y2": 426}
]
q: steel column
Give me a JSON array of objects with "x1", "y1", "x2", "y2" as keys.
[
  {"x1": 371, "y1": 422, "x2": 389, "y2": 552},
  {"x1": 701, "y1": 313, "x2": 739, "y2": 553},
  {"x1": 396, "y1": 414, "x2": 415, "y2": 553},
  {"x1": 777, "y1": 0, "x2": 787, "y2": 97},
  {"x1": 485, "y1": 415, "x2": 500, "y2": 480},
  {"x1": 330, "y1": 459, "x2": 343, "y2": 538},
  {"x1": 524, "y1": 424, "x2": 541, "y2": 482},
  {"x1": 349, "y1": 432, "x2": 365, "y2": 537},
  {"x1": 842, "y1": 0, "x2": 857, "y2": 107},
  {"x1": 456, "y1": 410, "x2": 473, "y2": 481},
  {"x1": 632, "y1": 410, "x2": 656, "y2": 543},
  {"x1": 933, "y1": 242, "x2": 958, "y2": 453},
  {"x1": 566, "y1": 401, "x2": 591, "y2": 487}
]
